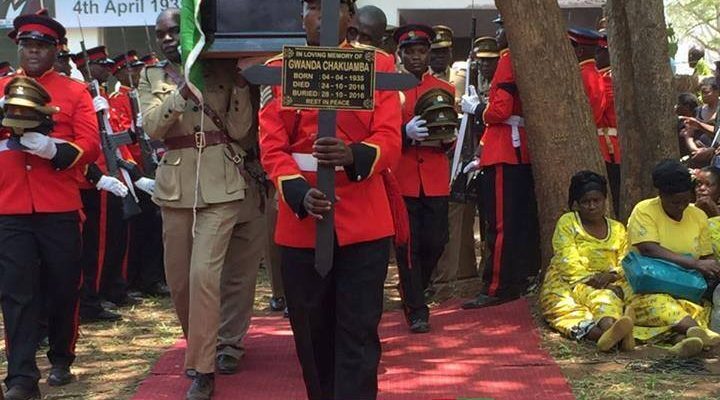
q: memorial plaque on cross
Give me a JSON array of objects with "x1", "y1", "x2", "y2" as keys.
[{"x1": 243, "y1": 0, "x2": 417, "y2": 276}]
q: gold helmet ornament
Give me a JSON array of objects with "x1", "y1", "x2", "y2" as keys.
[{"x1": 2, "y1": 76, "x2": 58, "y2": 135}]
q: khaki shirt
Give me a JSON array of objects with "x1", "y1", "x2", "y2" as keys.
[{"x1": 139, "y1": 59, "x2": 254, "y2": 208}]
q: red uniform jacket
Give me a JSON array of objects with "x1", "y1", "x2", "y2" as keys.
[
  {"x1": 579, "y1": 59, "x2": 606, "y2": 127},
  {"x1": 480, "y1": 49, "x2": 531, "y2": 166},
  {"x1": 598, "y1": 67, "x2": 620, "y2": 164},
  {"x1": 259, "y1": 45, "x2": 402, "y2": 248},
  {"x1": 396, "y1": 72, "x2": 453, "y2": 198},
  {"x1": 78, "y1": 88, "x2": 136, "y2": 190},
  {"x1": 109, "y1": 85, "x2": 144, "y2": 165},
  {"x1": 0, "y1": 70, "x2": 99, "y2": 214}
]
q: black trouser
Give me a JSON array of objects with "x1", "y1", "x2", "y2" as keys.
[
  {"x1": 0, "y1": 212, "x2": 82, "y2": 390},
  {"x1": 126, "y1": 190, "x2": 165, "y2": 292},
  {"x1": 396, "y1": 195, "x2": 449, "y2": 323},
  {"x1": 80, "y1": 189, "x2": 128, "y2": 316},
  {"x1": 281, "y1": 238, "x2": 390, "y2": 400},
  {"x1": 605, "y1": 162, "x2": 621, "y2": 217},
  {"x1": 480, "y1": 164, "x2": 540, "y2": 298}
]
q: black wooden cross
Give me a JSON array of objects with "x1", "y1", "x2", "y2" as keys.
[{"x1": 243, "y1": 0, "x2": 417, "y2": 276}]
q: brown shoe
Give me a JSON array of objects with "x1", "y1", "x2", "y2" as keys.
[{"x1": 186, "y1": 373, "x2": 214, "y2": 400}]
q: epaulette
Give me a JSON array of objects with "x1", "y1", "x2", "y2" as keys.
[
  {"x1": 265, "y1": 53, "x2": 283, "y2": 65},
  {"x1": 350, "y1": 42, "x2": 390, "y2": 57}
]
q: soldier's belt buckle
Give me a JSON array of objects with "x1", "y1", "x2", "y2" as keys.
[
  {"x1": 231, "y1": 153, "x2": 242, "y2": 164},
  {"x1": 194, "y1": 132, "x2": 206, "y2": 149}
]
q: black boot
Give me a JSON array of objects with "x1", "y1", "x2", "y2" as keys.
[
  {"x1": 185, "y1": 373, "x2": 214, "y2": 400},
  {"x1": 5, "y1": 385, "x2": 41, "y2": 400},
  {"x1": 48, "y1": 365, "x2": 75, "y2": 386}
]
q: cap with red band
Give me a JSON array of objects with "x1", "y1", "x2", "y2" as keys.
[
  {"x1": 568, "y1": 27, "x2": 602, "y2": 47},
  {"x1": 13, "y1": 13, "x2": 66, "y2": 46},
  {"x1": 394, "y1": 24, "x2": 435, "y2": 49},
  {"x1": 112, "y1": 50, "x2": 145, "y2": 74},
  {"x1": 72, "y1": 46, "x2": 115, "y2": 70}
]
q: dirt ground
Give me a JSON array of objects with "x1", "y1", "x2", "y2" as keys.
[{"x1": 3, "y1": 265, "x2": 720, "y2": 400}]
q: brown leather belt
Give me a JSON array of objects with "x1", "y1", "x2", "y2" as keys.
[{"x1": 164, "y1": 131, "x2": 228, "y2": 150}]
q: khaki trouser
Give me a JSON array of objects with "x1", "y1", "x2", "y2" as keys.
[
  {"x1": 432, "y1": 202, "x2": 478, "y2": 287},
  {"x1": 217, "y1": 181, "x2": 265, "y2": 360},
  {"x1": 265, "y1": 187, "x2": 284, "y2": 298},
  {"x1": 162, "y1": 201, "x2": 241, "y2": 374}
]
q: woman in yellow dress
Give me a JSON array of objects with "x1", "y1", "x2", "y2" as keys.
[
  {"x1": 540, "y1": 171, "x2": 634, "y2": 352},
  {"x1": 627, "y1": 159, "x2": 720, "y2": 357}
]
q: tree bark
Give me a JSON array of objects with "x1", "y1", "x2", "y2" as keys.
[
  {"x1": 496, "y1": 0, "x2": 607, "y2": 266},
  {"x1": 607, "y1": 0, "x2": 678, "y2": 220}
]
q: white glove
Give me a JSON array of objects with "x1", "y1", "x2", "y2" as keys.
[
  {"x1": 97, "y1": 175, "x2": 129, "y2": 197},
  {"x1": 19, "y1": 132, "x2": 57, "y2": 159},
  {"x1": 461, "y1": 85, "x2": 481, "y2": 115},
  {"x1": 93, "y1": 96, "x2": 110, "y2": 112},
  {"x1": 405, "y1": 115, "x2": 429, "y2": 141},
  {"x1": 134, "y1": 177, "x2": 155, "y2": 196},
  {"x1": 0, "y1": 96, "x2": 5, "y2": 108},
  {"x1": 463, "y1": 158, "x2": 481, "y2": 174}
]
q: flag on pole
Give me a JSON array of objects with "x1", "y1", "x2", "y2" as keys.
[{"x1": 180, "y1": 0, "x2": 205, "y2": 99}]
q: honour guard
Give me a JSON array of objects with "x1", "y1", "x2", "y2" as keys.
[
  {"x1": 0, "y1": 12, "x2": 99, "y2": 399},
  {"x1": 54, "y1": 37, "x2": 72, "y2": 76},
  {"x1": 569, "y1": 28, "x2": 606, "y2": 129},
  {"x1": 259, "y1": 0, "x2": 402, "y2": 398},
  {"x1": 73, "y1": 45, "x2": 145, "y2": 323},
  {"x1": 596, "y1": 32, "x2": 621, "y2": 216},
  {"x1": 463, "y1": 15, "x2": 540, "y2": 309},
  {"x1": 394, "y1": 24, "x2": 455, "y2": 333}
]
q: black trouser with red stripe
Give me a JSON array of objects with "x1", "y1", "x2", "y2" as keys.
[
  {"x1": 79, "y1": 189, "x2": 129, "y2": 317},
  {"x1": 282, "y1": 238, "x2": 390, "y2": 400},
  {"x1": 396, "y1": 194, "x2": 449, "y2": 323},
  {"x1": 0, "y1": 212, "x2": 82, "y2": 390},
  {"x1": 479, "y1": 164, "x2": 540, "y2": 299}
]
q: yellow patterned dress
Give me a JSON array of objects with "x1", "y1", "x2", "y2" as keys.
[
  {"x1": 540, "y1": 212, "x2": 629, "y2": 339},
  {"x1": 626, "y1": 198, "x2": 712, "y2": 342}
]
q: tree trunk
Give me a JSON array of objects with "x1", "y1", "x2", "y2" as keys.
[
  {"x1": 607, "y1": 0, "x2": 678, "y2": 220},
  {"x1": 496, "y1": 0, "x2": 607, "y2": 267}
]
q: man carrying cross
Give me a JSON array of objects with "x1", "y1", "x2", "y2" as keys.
[{"x1": 258, "y1": 0, "x2": 401, "y2": 398}]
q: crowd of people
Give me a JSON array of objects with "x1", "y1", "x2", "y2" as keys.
[{"x1": 0, "y1": 0, "x2": 719, "y2": 400}]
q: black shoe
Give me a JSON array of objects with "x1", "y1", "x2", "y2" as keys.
[
  {"x1": 81, "y1": 309, "x2": 122, "y2": 324},
  {"x1": 216, "y1": 354, "x2": 239, "y2": 375},
  {"x1": 185, "y1": 369, "x2": 197, "y2": 379},
  {"x1": 142, "y1": 283, "x2": 171, "y2": 298},
  {"x1": 461, "y1": 294, "x2": 518, "y2": 310},
  {"x1": 5, "y1": 385, "x2": 41, "y2": 400},
  {"x1": 283, "y1": 307, "x2": 289, "y2": 319},
  {"x1": 37, "y1": 335, "x2": 49, "y2": 349},
  {"x1": 107, "y1": 294, "x2": 142, "y2": 307},
  {"x1": 47, "y1": 366, "x2": 75, "y2": 387},
  {"x1": 409, "y1": 319, "x2": 431, "y2": 334},
  {"x1": 424, "y1": 288, "x2": 436, "y2": 304},
  {"x1": 269, "y1": 296, "x2": 286, "y2": 312},
  {"x1": 185, "y1": 373, "x2": 214, "y2": 400}
]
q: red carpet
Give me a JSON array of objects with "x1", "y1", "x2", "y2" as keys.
[{"x1": 132, "y1": 299, "x2": 574, "y2": 400}]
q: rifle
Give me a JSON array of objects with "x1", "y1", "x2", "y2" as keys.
[
  {"x1": 449, "y1": 15, "x2": 480, "y2": 203},
  {"x1": 121, "y1": 27, "x2": 159, "y2": 177},
  {"x1": 77, "y1": 19, "x2": 141, "y2": 219}
]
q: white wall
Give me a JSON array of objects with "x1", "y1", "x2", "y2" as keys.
[{"x1": 356, "y1": 0, "x2": 605, "y2": 26}]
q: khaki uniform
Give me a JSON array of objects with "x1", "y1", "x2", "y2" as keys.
[
  {"x1": 139, "y1": 59, "x2": 260, "y2": 373},
  {"x1": 432, "y1": 61, "x2": 480, "y2": 294}
]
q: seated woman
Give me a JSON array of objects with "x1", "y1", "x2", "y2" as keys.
[
  {"x1": 540, "y1": 171, "x2": 634, "y2": 352},
  {"x1": 627, "y1": 159, "x2": 720, "y2": 357}
]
